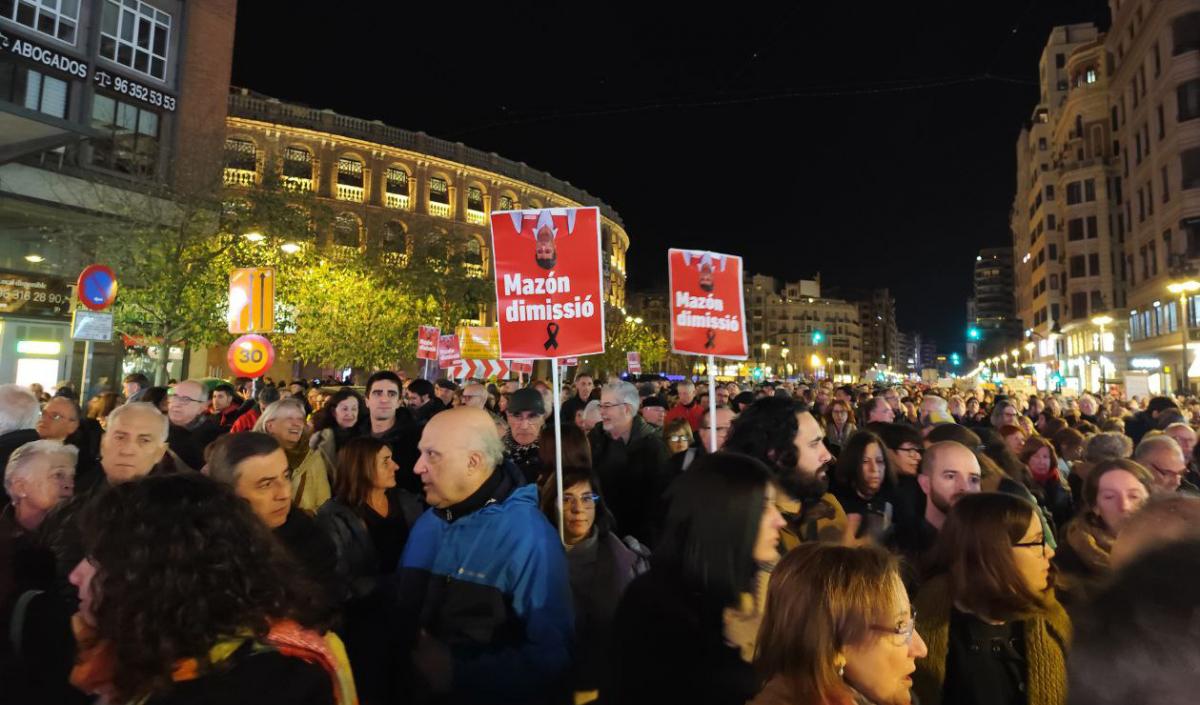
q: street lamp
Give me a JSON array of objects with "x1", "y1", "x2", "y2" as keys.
[
  {"x1": 1168, "y1": 280, "x2": 1200, "y2": 394},
  {"x1": 1001, "y1": 352, "x2": 1009, "y2": 375},
  {"x1": 761, "y1": 342, "x2": 770, "y2": 365},
  {"x1": 781, "y1": 347, "x2": 790, "y2": 379}
]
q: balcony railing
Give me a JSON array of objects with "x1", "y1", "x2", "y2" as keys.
[
  {"x1": 385, "y1": 192, "x2": 410, "y2": 210},
  {"x1": 465, "y1": 208, "x2": 486, "y2": 225},
  {"x1": 428, "y1": 201, "x2": 450, "y2": 218},
  {"x1": 282, "y1": 176, "x2": 312, "y2": 192},
  {"x1": 336, "y1": 184, "x2": 364, "y2": 202},
  {"x1": 464, "y1": 262, "x2": 485, "y2": 278},
  {"x1": 382, "y1": 251, "x2": 409, "y2": 268},
  {"x1": 223, "y1": 167, "x2": 256, "y2": 187}
]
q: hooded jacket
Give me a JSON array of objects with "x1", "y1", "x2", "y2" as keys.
[{"x1": 396, "y1": 461, "x2": 573, "y2": 704}]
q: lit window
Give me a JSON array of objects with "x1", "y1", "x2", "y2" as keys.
[
  {"x1": 282, "y1": 147, "x2": 312, "y2": 179},
  {"x1": 333, "y1": 213, "x2": 360, "y2": 248},
  {"x1": 1086, "y1": 68, "x2": 1097, "y2": 84},
  {"x1": 223, "y1": 138, "x2": 256, "y2": 172},
  {"x1": 2, "y1": 0, "x2": 79, "y2": 44},
  {"x1": 337, "y1": 157, "x2": 363, "y2": 187},
  {"x1": 498, "y1": 195, "x2": 515, "y2": 211},
  {"x1": 429, "y1": 177, "x2": 449, "y2": 204},
  {"x1": 99, "y1": 0, "x2": 171, "y2": 80},
  {"x1": 467, "y1": 186, "x2": 484, "y2": 212},
  {"x1": 386, "y1": 167, "x2": 408, "y2": 195}
]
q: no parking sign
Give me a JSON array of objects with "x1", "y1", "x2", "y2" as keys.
[{"x1": 76, "y1": 264, "x2": 117, "y2": 311}]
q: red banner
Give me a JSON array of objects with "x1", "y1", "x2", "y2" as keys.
[
  {"x1": 437, "y1": 334, "x2": 461, "y2": 369},
  {"x1": 491, "y1": 207, "x2": 605, "y2": 359},
  {"x1": 668, "y1": 249, "x2": 748, "y2": 358},
  {"x1": 417, "y1": 325, "x2": 440, "y2": 360}
]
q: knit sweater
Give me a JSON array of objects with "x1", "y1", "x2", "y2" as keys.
[{"x1": 913, "y1": 575, "x2": 1071, "y2": 705}]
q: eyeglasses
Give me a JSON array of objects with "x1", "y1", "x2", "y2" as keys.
[
  {"x1": 1013, "y1": 536, "x2": 1048, "y2": 556},
  {"x1": 897, "y1": 446, "x2": 924, "y2": 456},
  {"x1": 599, "y1": 402, "x2": 629, "y2": 410},
  {"x1": 168, "y1": 394, "x2": 204, "y2": 405},
  {"x1": 562, "y1": 493, "x2": 600, "y2": 508},
  {"x1": 44, "y1": 412, "x2": 77, "y2": 422},
  {"x1": 870, "y1": 609, "x2": 917, "y2": 646},
  {"x1": 1149, "y1": 462, "x2": 1187, "y2": 479},
  {"x1": 668, "y1": 435, "x2": 691, "y2": 442}
]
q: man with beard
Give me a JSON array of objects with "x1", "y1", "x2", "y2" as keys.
[
  {"x1": 723, "y1": 397, "x2": 845, "y2": 549},
  {"x1": 897, "y1": 440, "x2": 982, "y2": 580}
]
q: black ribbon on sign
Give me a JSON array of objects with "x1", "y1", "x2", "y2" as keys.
[
  {"x1": 705, "y1": 328, "x2": 717, "y2": 349},
  {"x1": 545, "y1": 322, "x2": 560, "y2": 351}
]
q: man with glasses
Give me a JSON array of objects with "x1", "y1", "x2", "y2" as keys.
[
  {"x1": 459, "y1": 382, "x2": 489, "y2": 410},
  {"x1": 205, "y1": 431, "x2": 336, "y2": 597},
  {"x1": 638, "y1": 395, "x2": 667, "y2": 428},
  {"x1": 1134, "y1": 434, "x2": 1197, "y2": 494},
  {"x1": 166, "y1": 379, "x2": 223, "y2": 468},
  {"x1": 504, "y1": 388, "x2": 547, "y2": 484},
  {"x1": 589, "y1": 381, "x2": 669, "y2": 545}
]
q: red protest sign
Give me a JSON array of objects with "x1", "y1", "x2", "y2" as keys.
[
  {"x1": 511, "y1": 359, "x2": 534, "y2": 374},
  {"x1": 491, "y1": 207, "x2": 605, "y2": 359},
  {"x1": 627, "y1": 351, "x2": 642, "y2": 375},
  {"x1": 668, "y1": 249, "x2": 749, "y2": 358},
  {"x1": 417, "y1": 325, "x2": 440, "y2": 360},
  {"x1": 437, "y1": 334, "x2": 461, "y2": 369}
]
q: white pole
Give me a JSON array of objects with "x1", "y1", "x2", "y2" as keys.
[
  {"x1": 551, "y1": 357, "x2": 565, "y2": 542},
  {"x1": 79, "y1": 340, "x2": 92, "y2": 401},
  {"x1": 707, "y1": 354, "x2": 718, "y2": 452}
]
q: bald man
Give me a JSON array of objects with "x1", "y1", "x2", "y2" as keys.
[
  {"x1": 895, "y1": 441, "x2": 982, "y2": 579},
  {"x1": 459, "y1": 383, "x2": 489, "y2": 410},
  {"x1": 396, "y1": 408, "x2": 572, "y2": 701}
]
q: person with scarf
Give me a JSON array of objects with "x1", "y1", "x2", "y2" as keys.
[
  {"x1": 308, "y1": 388, "x2": 369, "y2": 487},
  {"x1": 1054, "y1": 459, "x2": 1153, "y2": 606},
  {"x1": 914, "y1": 492, "x2": 1070, "y2": 705},
  {"x1": 1018, "y1": 437, "x2": 1074, "y2": 533},
  {"x1": 66, "y1": 472, "x2": 355, "y2": 705}
]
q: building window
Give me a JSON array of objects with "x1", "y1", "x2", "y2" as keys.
[
  {"x1": 0, "y1": 62, "x2": 68, "y2": 117},
  {"x1": 2, "y1": 0, "x2": 79, "y2": 43},
  {"x1": 1047, "y1": 214, "x2": 1057, "y2": 230},
  {"x1": 1066, "y1": 182, "x2": 1082, "y2": 204},
  {"x1": 1084, "y1": 178, "x2": 1096, "y2": 202},
  {"x1": 429, "y1": 176, "x2": 449, "y2": 204},
  {"x1": 1055, "y1": 52, "x2": 1065, "y2": 68},
  {"x1": 498, "y1": 194, "x2": 515, "y2": 211},
  {"x1": 1182, "y1": 148, "x2": 1200, "y2": 190},
  {"x1": 1048, "y1": 243, "x2": 1058, "y2": 259},
  {"x1": 1089, "y1": 253, "x2": 1101, "y2": 276},
  {"x1": 1150, "y1": 241, "x2": 1158, "y2": 276},
  {"x1": 1046, "y1": 185, "x2": 1055, "y2": 200},
  {"x1": 467, "y1": 186, "x2": 484, "y2": 212},
  {"x1": 1071, "y1": 291, "x2": 1088, "y2": 319},
  {"x1": 1091, "y1": 290, "x2": 1104, "y2": 310},
  {"x1": 1070, "y1": 255, "x2": 1086, "y2": 278},
  {"x1": 90, "y1": 93, "x2": 159, "y2": 175},
  {"x1": 99, "y1": 0, "x2": 171, "y2": 81},
  {"x1": 282, "y1": 146, "x2": 312, "y2": 179},
  {"x1": 1163, "y1": 165, "x2": 1171, "y2": 203},
  {"x1": 1154, "y1": 41, "x2": 1162, "y2": 77},
  {"x1": 1068, "y1": 218, "x2": 1085, "y2": 241},
  {"x1": 1050, "y1": 274, "x2": 1058, "y2": 290},
  {"x1": 385, "y1": 167, "x2": 408, "y2": 195},
  {"x1": 1173, "y1": 12, "x2": 1200, "y2": 55},
  {"x1": 223, "y1": 138, "x2": 255, "y2": 172},
  {"x1": 333, "y1": 213, "x2": 360, "y2": 248},
  {"x1": 1086, "y1": 215, "x2": 1098, "y2": 238}
]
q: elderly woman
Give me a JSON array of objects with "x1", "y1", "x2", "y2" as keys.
[
  {"x1": 3, "y1": 440, "x2": 77, "y2": 534},
  {"x1": 255, "y1": 398, "x2": 331, "y2": 514}
]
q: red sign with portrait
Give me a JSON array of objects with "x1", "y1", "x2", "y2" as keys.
[
  {"x1": 437, "y1": 334, "x2": 461, "y2": 369},
  {"x1": 490, "y1": 207, "x2": 605, "y2": 359},
  {"x1": 416, "y1": 325, "x2": 439, "y2": 360},
  {"x1": 668, "y1": 248, "x2": 749, "y2": 358}
]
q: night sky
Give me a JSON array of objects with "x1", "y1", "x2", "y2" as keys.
[{"x1": 232, "y1": 1, "x2": 1111, "y2": 352}]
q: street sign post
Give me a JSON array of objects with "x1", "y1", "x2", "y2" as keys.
[
  {"x1": 71, "y1": 309, "x2": 114, "y2": 342},
  {"x1": 75, "y1": 264, "x2": 118, "y2": 396},
  {"x1": 227, "y1": 334, "x2": 275, "y2": 378},
  {"x1": 228, "y1": 268, "x2": 275, "y2": 334}
]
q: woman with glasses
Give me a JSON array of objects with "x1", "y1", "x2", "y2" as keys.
[
  {"x1": 1054, "y1": 459, "x2": 1152, "y2": 605},
  {"x1": 913, "y1": 492, "x2": 1069, "y2": 705},
  {"x1": 607, "y1": 452, "x2": 786, "y2": 705},
  {"x1": 752, "y1": 543, "x2": 928, "y2": 705},
  {"x1": 540, "y1": 467, "x2": 648, "y2": 700},
  {"x1": 664, "y1": 418, "x2": 693, "y2": 456},
  {"x1": 824, "y1": 399, "x2": 857, "y2": 454}
]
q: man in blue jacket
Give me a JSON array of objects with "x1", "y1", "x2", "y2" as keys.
[{"x1": 397, "y1": 406, "x2": 572, "y2": 704}]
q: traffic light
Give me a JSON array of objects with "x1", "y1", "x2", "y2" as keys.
[
  {"x1": 950, "y1": 352, "x2": 961, "y2": 366},
  {"x1": 811, "y1": 330, "x2": 824, "y2": 345},
  {"x1": 966, "y1": 326, "x2": 982, "y2": 341}
]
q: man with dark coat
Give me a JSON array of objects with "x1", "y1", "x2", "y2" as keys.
[
  {"x1": 405, "y1": 378, "x2": 446, "y2": 424},
  {"x1": 165, "y1": 380, "x2": 224, "y2": 467},
  {"x1": 503, "y1": 388, "x2": 547, "y2": 484},
  {"x1": 588, "y1": 381, "x2": 670, "y2": 545},
  {"x1": 366, "y1": 371, "x2": 422, "y2": 496},
  {"x1": 560, "y1": 371, "x2": 595, "y2": 429}
]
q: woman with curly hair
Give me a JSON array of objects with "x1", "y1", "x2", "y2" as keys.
[{"x1": 66, "y1": 473, "x2": 355, "y2": 705}]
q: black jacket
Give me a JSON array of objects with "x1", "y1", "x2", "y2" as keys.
[
  {"x1": 275, "y1": 509, "x2": 338, "y2": 604},
  {"x1": 414, "y1": 397, "x2": 447, "y2": 424},
  {"x1": 144, "y1": 645, "x2": 334, "y2": 705},
  {"x1": 315, "y1": 491, "x2": 422, "y2": 603},
  {"x1": 607, "y1": 570, "x2": 757, "y2": 705},
  {"x1": 566, "y1": 531, "x2": 648, "y2": 692},
  {"x1": 0, "y1": 429, "x2": 39, "y2": 479},
  {"x1": 589, "y1": 416, "x2": 670, "y2": 545}
]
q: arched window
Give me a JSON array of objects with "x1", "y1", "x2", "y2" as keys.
[
  {"x1": 333, "y1": 213, "x2": 361, "y2": 248},
  {"x1": 386, "y1": 167, "x2": 410, "y2": 209},
  {"x1": 429, "y1": 176, "x2": 449, "y2": 204},
  {"x1": 467, "y1": 186, "x2": 484, "y2": 212},
  {"x1": 282, "y1": 146, "x2": 313, "y2": 189},
  {"x1": 223, "y1": 138, "x2": 256, "y2": 186},
  {"x1": 336, "y1": 156, "x2": 364, "y2": 202},
  {"x1": 498, "y1": 194, "x2": 515, "y2": 211},
  {"x1": 383, "y1": 221, "x2": 408, "y2": 253}
]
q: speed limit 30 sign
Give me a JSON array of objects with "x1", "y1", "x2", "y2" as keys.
[{"x1": 227, "y1": 334, "x2": 275, "y2": 378}]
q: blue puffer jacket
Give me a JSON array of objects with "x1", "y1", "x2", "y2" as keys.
[{"x1": 397, "y1": 463, "x2": 573, "y2": 704}]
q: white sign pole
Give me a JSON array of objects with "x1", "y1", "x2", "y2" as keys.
[
  {"x1": 551, "y1": 356, "x2": 565, "y2": 542},
  {"x1": 707, "y1": 354, "x2": 718, "y2": 452},
  {"x1": 79, "y1": 340, "x2": 92, "y2": 400}
]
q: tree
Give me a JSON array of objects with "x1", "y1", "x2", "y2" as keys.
[
  {"x1": 379, "y1": 224, "x2": 493, "y2": 331},
  {"x1": 277, "y1": 260, "x2": 437, "y2": 370},
  {"x1": 579, "y1": 315, "x2": 669, "y2": 380}
]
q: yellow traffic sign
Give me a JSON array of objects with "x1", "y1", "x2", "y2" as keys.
[{"x1": 228, "y1": 268, "x2": 275, "y2": 334}]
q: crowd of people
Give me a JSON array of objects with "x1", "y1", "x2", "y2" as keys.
[{"x1": 3, "y1": 369, "x2": 1200, "y2": 705}]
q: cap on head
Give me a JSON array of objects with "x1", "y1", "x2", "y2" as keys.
[{"x1": 507, "y1": 387, "x2": 546, "y2": 416}]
